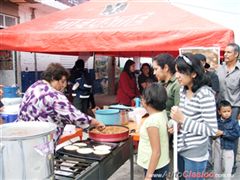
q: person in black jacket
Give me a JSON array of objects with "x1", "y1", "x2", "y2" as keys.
[
  {"x1": 193, "y1": 54, "x2": 219, "y2": 100},
  {"x1": 213, "y1": 100, "x2": 240, "y2": 177},
  {"x1": 70, "y1": 59, "x2": 94, "y2": 114}
]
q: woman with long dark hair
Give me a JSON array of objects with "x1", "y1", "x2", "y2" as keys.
[
  {"x1": 170, "y1": 54, "x2": 218, "y2": 180},
  {"x1": 116, "y1": 59, "x2": 140, "y2": 106}
]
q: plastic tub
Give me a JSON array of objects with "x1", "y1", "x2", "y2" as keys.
[
  {"x1": 0, "y1": 104, "x2": 20, "y2": 123},
  {"x1": 95, "y1": 109, "x2": 120, "y2": 125},
  {"x1": 0, "y1": 114, "x2": 18, "y2": 123},
  {"x1": 1, "y1": 97, "x2": 22, "y2": 106},
  {"x1": 3, "y1": 86, "x2": 19, "y2": 98}
]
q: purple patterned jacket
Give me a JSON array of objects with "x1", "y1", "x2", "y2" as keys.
[{"x1": 18, "y1": 80, "x2": 92, "y2": 139}]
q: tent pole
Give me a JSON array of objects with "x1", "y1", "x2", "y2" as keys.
[
  {"x1": 30, "y1": 7, "x2": 38, "y2": 82},
  {"x1": 93, "y1": 52, "x2": 96, "y2": 69},
  {"x1": 107, "y1": 56, "x2": 115, "y2": 95},
  {"x1": 173, "y1": 121, "x2": 178, "y2": 180},
  {"x1": 34, "y1": 53, "x2": 38, "y2": 81}
]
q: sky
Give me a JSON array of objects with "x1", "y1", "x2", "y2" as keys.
[{"x1": 169, "y1": 0, "x2": 240, "y2": 44}]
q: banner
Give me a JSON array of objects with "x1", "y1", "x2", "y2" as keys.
[{"x1": 179, "y1": 47, "x2": 220, "y2": 70}]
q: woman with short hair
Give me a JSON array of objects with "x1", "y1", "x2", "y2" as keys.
[{"x1": 18, "y1": 63, "x2": 104, "y2": 141}]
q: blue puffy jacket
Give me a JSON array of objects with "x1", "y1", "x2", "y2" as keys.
[{"x1": 218, "y1": 117, "x2": 240, "y2": 150}]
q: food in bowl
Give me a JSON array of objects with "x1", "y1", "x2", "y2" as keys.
[{"x1": 90, "y1": 126, "x2": 128, "y2": 134}]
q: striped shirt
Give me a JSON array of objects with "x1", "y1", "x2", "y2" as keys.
[{"x1": 177, "y1": 86, "x2": 218, "y2": 159}]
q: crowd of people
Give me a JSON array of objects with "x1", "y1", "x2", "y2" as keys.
[
  {"x1": 115, "y1": 43, "x2": 240, "y2": 180},
  {"x1": 1, "y1": 43, "x2": 240, "y2": 180}
]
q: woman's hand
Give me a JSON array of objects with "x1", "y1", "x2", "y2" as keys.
[
  {"x1": 168, "y1": 119, "x2": 181, "y2": 134},
  {"x1": 91, "y1": 118, "x2": 105, "y2": 131},
  {"x1": 91, "y1": 106, "x2": 100, "y2": 115},
  {"x1": 0, "y1": 84, "x2": 3, "y2": 97},
  {"x1": 170, "y1": 106, "x2": 185, "y2": 124}
]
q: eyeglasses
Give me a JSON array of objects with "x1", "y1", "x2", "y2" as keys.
[{"x1": 178, "y1": 55, "x2": 192, "y2": 66}]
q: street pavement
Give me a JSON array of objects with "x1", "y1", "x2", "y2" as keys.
[{"x1": 109, "y1": 156, "x2": 240, "y2": 180}]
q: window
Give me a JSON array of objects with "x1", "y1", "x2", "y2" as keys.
[
  {"x1": 0, "y1": 14, "x2": 17, "y2": 70},
  {"x1": 0, "y1": 13, "x2": 17, "y2": 28},
  {"x1": 0, "y1": 14, "x2": 4, "y2": 28}
]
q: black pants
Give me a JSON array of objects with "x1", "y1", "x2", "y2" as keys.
[{"x1": 73, "y1": 97, "x2": 89, "y2": 114}]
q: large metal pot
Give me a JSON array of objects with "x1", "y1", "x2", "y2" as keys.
[
  {"x1": 89, "y1": 125, "x2": 129, "y2": 142},
  {"x1": 0, "y1": 121, "x2": 57, "y2": 180}
]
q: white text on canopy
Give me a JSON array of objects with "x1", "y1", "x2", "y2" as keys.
[{"x1": 54, "y1": 12, "x2": 154, "y2": 30}]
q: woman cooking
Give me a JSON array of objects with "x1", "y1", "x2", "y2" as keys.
[{"x1": 18, "y1": 63, "x2": 104, "y2": 141}]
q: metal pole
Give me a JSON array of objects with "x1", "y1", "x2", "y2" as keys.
[
  {"x1": 34, "y1": 53, "x2": 38, "y2": 81},
  {"x1": 30, "y1": 8, "x2": 38, "y2": 81},
  {"x1": 92, "y1": 52, "x2": 96, "y2": 69},
  {"x1": 173, "y1": 121, "x2": 178, "y2": 180},
  {"x1": 130, "y1": 137, "x2": 134, "y2": 180}
]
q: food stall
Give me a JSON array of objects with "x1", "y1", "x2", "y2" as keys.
[{"x1": 0, "y1": 1, "x2": 235, "y2": 179}]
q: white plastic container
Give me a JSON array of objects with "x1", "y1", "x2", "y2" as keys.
[{"x1": 0, "y1": 121, "x2": 57, "y2": 180}]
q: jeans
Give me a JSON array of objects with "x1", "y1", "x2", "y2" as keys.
[
  {"x1": 178, "y1": 155, "x2": 207, "y2": 180},
  {"x1": 213, "y1": 139, "x2": 234, "y2": 180},
  {"x1": 144, "y1": 164, "x2": 169, "y2": 180}
]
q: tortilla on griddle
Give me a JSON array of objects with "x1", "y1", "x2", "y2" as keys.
[
  {"x1": 63, "y1": 145, "x2": 79, "y2": 151},
  {"x1": 94, "y1": 145, "x2": 111, "y2": 151},
  {"x1": 76, "y1": 148, "x2": 93, "y2": 154},
  {"x1": 93, "y1": 149, "x2": 111, "y2": 155},
  {"x1": 73, "y1": 142, "x2": 87, "y2": 147}
]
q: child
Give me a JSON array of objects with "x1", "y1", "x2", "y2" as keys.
[
  {"x1": 213, "y1": 100, "x2": 240, "y2": 178},
  {"x1": 137, "y1": 83, "x2": 169, "y2": 180}
]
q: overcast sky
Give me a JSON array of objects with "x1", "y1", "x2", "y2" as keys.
[{"x1": 169, "y1": 0, "x2": 240, "y2": 44}]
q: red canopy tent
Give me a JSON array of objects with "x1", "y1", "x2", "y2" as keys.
[{"x1": 0, "y1": 0, "x2": 234, "y2": 57}]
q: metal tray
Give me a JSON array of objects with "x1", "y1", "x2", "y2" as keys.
[{"x1": 56, "y1": 139, "x2": 119, "y2": 161}]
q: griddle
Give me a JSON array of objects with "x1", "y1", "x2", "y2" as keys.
[{"x1": 56, "y1": 139, "x2": 118, "y2": 161}]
